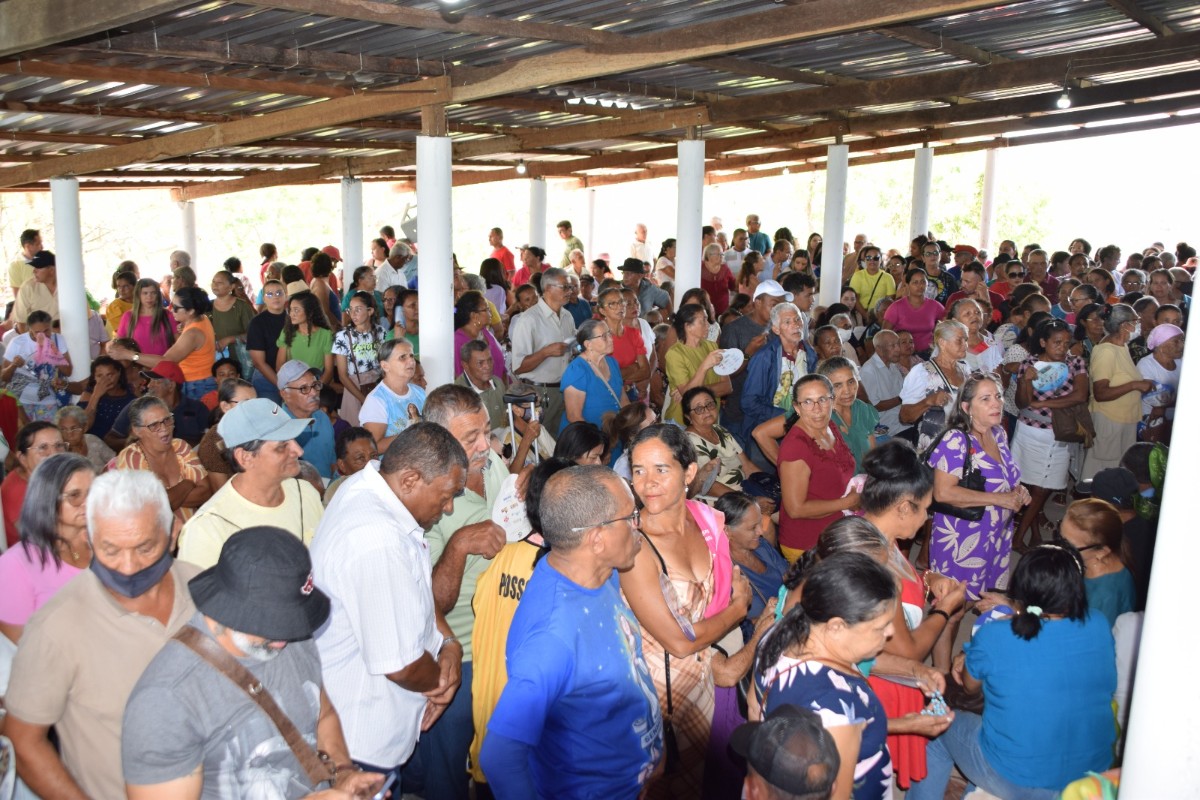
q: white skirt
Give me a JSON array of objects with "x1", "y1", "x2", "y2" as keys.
[{"x1": 1011, "y1": 422, "x2": 1072, "y2": 490}]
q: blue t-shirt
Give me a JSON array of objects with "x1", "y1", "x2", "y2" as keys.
[
  {"x1": 737, "y1": 538, "x2": 788, "y2": 640},
  {"x1": 559, "y1": 355, "x2": 624, "y2": 433},
  {"x1": 748, "y1": 231, "x2": 772, "y2": 255},
  {"x1": 1085, "y1": 568, "x2": 1136, "y2": 627},
  {"x1": 758, "y1": 659, "x2": 892, "y2": 800},
  {"x1": 287, "y1": 408, "x2": 336, "y2": 479},
  {"x1": 966, "y1": 610, "x2": 1116, "y2": 789},
  {"x1": 486, "y1": 559, "x2": 662, "y2": 799}
]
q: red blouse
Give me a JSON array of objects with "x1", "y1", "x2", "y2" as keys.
[{"x1": 778, "y1": 421, "x2": 856, "y2": 550}]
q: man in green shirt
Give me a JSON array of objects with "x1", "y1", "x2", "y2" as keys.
[{"x1": 557, "y1": 219, "x2": 585, "y2": 269}]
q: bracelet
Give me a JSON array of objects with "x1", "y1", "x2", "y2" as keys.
[
  {"x1": 929, "y1": 609, "x2": 951, "y2": 622},
  {"x1": 438, "y1": 635, "x2": 461, "y2": 655}
]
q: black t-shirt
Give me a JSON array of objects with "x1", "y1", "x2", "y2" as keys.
[
  {"x1": 246, "y1": 310, "x2": 286, "y2": 369},
  {"x1": 109, "y1": 393, "x2": 209, "y2": 446}
]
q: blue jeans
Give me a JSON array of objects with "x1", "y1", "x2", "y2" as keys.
[
  {"x1": 182, "y1": 376, "x2": 216, "y2": 401},
  {"x1": 251, "y1": 370, "x2": 282, "y2": 405},
  {"x1": 908, "y1": 711, "x2": 1060, "y2": 800},
  {"x1": 401, "y1": 659, "x2": 473, "y2": 800}
]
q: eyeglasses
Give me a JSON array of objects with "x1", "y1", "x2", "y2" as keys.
[
  {"x1": 286, "y1": 380, "x2": 323, "y2": 396},
  {"x1": 58, "y1": 425, "x2": 84, "y2": 435},
  {"x1": 588, "y1": 331, "x2": 613, "y2": 341},
  {"x1": 604, "y1": 301, "x2": 627, "y2": 308},
  {"x1": 797, "y1": 395, "x2": 835, "y2": 409},
  {"x1": 170, "y1": 304, "x2": 188, "y2": 313},
  {"x1": 689, "y1": 401, "x2": 718, "y2": 414},
  {"x1": 1007, "y1": 271, "x2": 1025, "y2": 279},
  {"x1": 59, "y1": 489, "x2": 88, "y2": 506},
  {"x1": 570, "y1": 509, "x2": 641, "y2": 533},
  {"x1": 862, "y1": 255, "x2": 882, "y2": 262},
  {"x1": 264, "y1": 290, "x2": 285, "y2": 298},
  {"x1": 543, "y1": 283, "x2": 564, "y2": 291},
  {"x1": 28, "y1": 441, "x2": 69, "y2": 455},
  {"x1": 922, "y1": 250, "x2": 940, "y2": 257},
  {"x1": 136, "y1": 415, "x2": 175, "y2": 434}
]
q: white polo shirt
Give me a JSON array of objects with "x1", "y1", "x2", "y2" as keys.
[
  {"x1": 860, "y1": 353, "x2": 908, "y2": 435},
  {"x1": 311, "y1": 462, "x2": 442, "y2": 767},
  {"x1": 509, "y1": 297, "x2": 576, "y2": 384}
]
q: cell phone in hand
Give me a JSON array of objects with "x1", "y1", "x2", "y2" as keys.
[{"x1": 372, "y1": 770, "x2": 398, "y2": 800}]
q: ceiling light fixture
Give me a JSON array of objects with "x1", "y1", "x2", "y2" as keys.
[
  {"x1": 1056, "y1": 89, "x2": 1072, "y2": 109},
  {"x1": 516, "y1": 159, "x2": 527, "y2": 175},
  {"x1": 782, "y1": 166, "x2": 791, "y2": 175}
]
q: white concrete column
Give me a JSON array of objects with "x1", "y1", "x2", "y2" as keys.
[
  {"x1": 909, "y1": 146, "x2": 933, "y2": 241},
  {"x1": 1122, "y1": 281, "x2": 1199, "y2": 796},
  {"x1": 820, "y1": 143, "x2": 849, "y2": 308},
  {"x1": 178, "y1": 200, "x2": 197, "y2": 270},
  {"x1": 674, "y1": 138, "x2": 706, "y2": 306},
  {"x1": 585, "y1": 187, "x2": 597, "y2": 262},
  {"x1": 51, "y1": 177, "x2": 90, "y2": 381},
  {"x1": 416, "y1": 135, "x2": 454, "y2": 390},
  {"x1": 528, "y1": 178, "x2": 548, "y2": 250},
  {"x1": 340, "y1": 177, "x2": 364, "y2": 271},
  {"x1": 979, "y1": 148, "x2": 998, "y2": 255}
]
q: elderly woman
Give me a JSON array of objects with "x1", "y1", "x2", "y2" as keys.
[
  {"x1": 110, "y1": 286, "x2": 216, "y2": 401},
  {"x1": 619, "y1": 424, "x2": 752, "y2": 798},
  {"x1": 116, "y1": 278, "x2": 177, "y2": 355},
  {"x1": 452, "y1": 290, "x2": 506, "y2": 381},
  {"x1": 883, "y1": 269, "x2": 946, "y2": 356},
  {"x1": 334, "y1": 291, "x2": 387, "y2": 427},
  {"x1": 949, "y1": 297, "x2": 1003, "y2": 374},
  {"x1": 663, "y1": 303, "x2": 730, "y2": 426},
  {"x1": 927, "y1": 373, "x2": 1029, "y2": 614},
  {"x1": 561, "y1": 319, "x2": 628, "y2": 433},
  {"x1": 899, "y1": 319, "x2": 970, "y2": 452},
  {"x1": 56, "y1": 406, "x2": 115, "y2": 473},
  {"x1": 701, "y1": 242, "x2": 737, "y2": 316},
  {"x1": 1136, "y1": 322, "x2": 1184, "y2": 442},
  {"x1": 770, "y1": 374, "x2": 859, "y2": 563},
  {"x1": 114, "y1": 394, "x2": 210, "y2": 524},
  {"x1": 714, "y1": 492, "x2": 786, "y2": 639},
  {"x1": 682, "y1": 385, "x2": 771, "y2": 502},
  {"x1": 821, "y1": 356, "x2": 878, "y2": 470},
  {"x1": 1082, "y1": 304, "x2": 1154, "y2": 479},
  {"x1": 0, "y1": 453, "x2": 95, "y2": 644},
  {"x1": 742, "y1": 301, "x2": 815, "y2": 439},
  {"x1": 196, "y1": 377, "x2": 256, "y2": 493},
  {"x1": 596, "y1": 287, "x2": 649, "y2": 394}
]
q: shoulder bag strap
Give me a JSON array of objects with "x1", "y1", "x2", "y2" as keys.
[
  {"x1": 639, "y1": 535, "x2": 674, "y2": 722},
  {"x1": 174, "y1": 626, "x2": 335, "y2": 787}
]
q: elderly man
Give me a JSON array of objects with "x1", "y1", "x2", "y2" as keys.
[
  {"x1": 840, "y1": 232, "x2": 869, "y2": 285},
  {"x1": 105, "y1": 360, "x2": 208, "y2": 449},
  {"x1": 509, "y1": 266, "x2": 576, "y2": 433},
  {"x1": 746, "y1": 213, "x2": 771, "y2": 255},
  {"x1": 562, "y1": 271, "x2": 592, "y2": 327},
  {"x1": 405, "y1": 385, "x2": 509, "y2": 800},
  {"x1": 731, "y1": 705, "x2": 840, "y2": 800},
  {"x1": 1025, "y1": 248, "x2": 1059, "y2": 297},
  {"x1": 376, "y1": 241, "x2": 412, "y2": 293},
  {"x1": 619, "y1": 257, "x2": 670, "y2": 316},
  {"x1": 277, "y1": 359, "x2": 337, "y2": 479},
  {"x1": 122, "y1": 527, "x2": 384, "y2": 799},
  {"x1": 719, "y1": 280, "x2": 792, "y2": 443},
  {"x1": 742, "y1": 302, "x2": 817, "y2": 439},
  {"x1": 312, "y1": 423, "x2": 466, "y2": 786},
  {"x1": 455, "y1": 338, "x2": 509, "y2": 431},
  {"x1": 480, "y1": 465, "x2": 662, "y2": 798},
  {"x1": 178, "y1": 397, "x2": 324, "y2": 568},
  {"x1": 630, "y1": 223, "x2": 652, "y2": 265},
  {"x1": 13, "y1": 249, "x2": 59, "y2": 332},
  {"x1": 3, "y1": 470, "x2": 199, "y2": 799},
  {"x1": 8, "y1": 227, "x2": 40, "y2": 301},
  {"x1": 488, "y1": 227, "x2": 516, "y2": 280},
  {"x1": 860, "y1": 330, "x2": 910, "y2": 438}
]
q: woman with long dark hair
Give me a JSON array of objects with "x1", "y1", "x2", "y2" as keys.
[
  {"x1": 276, "y1": 290, "x2": 334, "y2": 383},
  {"x1": 115, "y1": 278, "x2": 177, "y2": 356},
  {"x1": 755, "y1": 551, "x2": 898, "y2": 800},
  {"x1": 909, "y1": 544, "x2": 1116, "y2": 800},
  {"x1": 334, "y1": 291, "x2": 387, "y2": 427}
]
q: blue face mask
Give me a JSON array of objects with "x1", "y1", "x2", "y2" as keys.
[
  {"x1": 1140, "y1": 487, "x2": 1156, "y2": 498},
  {"x1": 90, "y1": 549, "x2": 174, "y2": 599}
]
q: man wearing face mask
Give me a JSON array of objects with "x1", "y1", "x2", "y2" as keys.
[
  {"x1": 4, "y1": 470, "x2": 200, "y2": 800},
  {"x1": 122, "y1": 526, "x2": 385, "y2": 799}
]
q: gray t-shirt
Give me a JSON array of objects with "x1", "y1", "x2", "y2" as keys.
[
  {"x1": 123, "y1": 614, "x2": 324, "y2": 798},
  {"x1": 718, "y1": 313, "x2": 769, "y2": 428}
]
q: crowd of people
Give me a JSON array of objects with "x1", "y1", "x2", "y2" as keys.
[{"x1": 0, "y1": 216, "x2": 1187, "y2": 799}]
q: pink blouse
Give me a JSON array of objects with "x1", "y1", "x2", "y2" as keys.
[{"x1": 0, "y1": 543, "x2": 82, "y2": 626}]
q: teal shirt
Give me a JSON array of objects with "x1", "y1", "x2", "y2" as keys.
[{"x1": 833, "y1": 398, "x2": 880, "y2": 471}]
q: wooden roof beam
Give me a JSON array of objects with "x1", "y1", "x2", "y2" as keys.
[
  {"x1": 1105, "y1": 0, "x2": 1176, "y2": 37},
  {"x1": 692, "y1": 56, "x2": 862, "y2": 87},
  {"x1": 0, "y1": 0, "x2": 193, "y2": 58},
  {"x1": 874, "y1": 24, "x2": 1011, "y2": 65}
]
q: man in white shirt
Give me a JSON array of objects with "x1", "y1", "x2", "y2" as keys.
[
  {"x1": 860, "y1": 330, "x2": 909, "y2": 437},
  {"x1": 630, "y1": 223, "x2": 652, "y2": 266},
  {"x1": 376, "y1": 242, "x2": 412, "y2": 293},
  {"x1": 508, "y1": 267, "x2": 576, "y2": 433},
  {"x1": 311, "y1": 422, "x2": 467, "y2": 781},
  {"x1": 724, "y1": 227, "x2": 749, "y2": 275}
]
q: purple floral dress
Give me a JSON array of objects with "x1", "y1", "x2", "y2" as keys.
[{"x1": 927, "y1": 426, "x2": 1021, "y2": 599}]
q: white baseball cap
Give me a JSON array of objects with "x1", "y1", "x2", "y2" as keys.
[{"x1": 753, "y1": 279, "x2": 793, "y2": 302}]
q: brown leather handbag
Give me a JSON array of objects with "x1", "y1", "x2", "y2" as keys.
[{"x1": 1051, "y1": 403, "x2": 1095, "y2": 447}]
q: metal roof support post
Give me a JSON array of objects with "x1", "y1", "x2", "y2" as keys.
[
  {"x1": 910, "y1": 145, "x2": 933, "y2": 241},
  {"x1": 416, "y1": 134, "x2": 453, "y2": 390},
  {"x1": 51, "y1": 177, "x2": 91, "y2": 381},
  {"x1": 178, "y1": 200, "x2": 197, "y2": 274},
  {"x1": 340, "y1": 177, "x2": 364, "y2": 279},
  {"x1": 674, "y1": 137, "x2": 706, "y2": 307},
  {"x1": 529, "y1": 177, "x2": 548, "y2": 251},
  {"x1": 979, "y1": 148, "x2": 998, "y2": 256},
  {"x1": 820, "y1": 143, "x2": 849, "y2": 309}
]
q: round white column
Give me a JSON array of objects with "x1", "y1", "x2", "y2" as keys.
[
  {"x1": 820, "y1": 143, "x2": 849, "y2": 308},
  {"x1": 909, "y1": 146, "x2": 933, "y2": 240},
  {"x1": 980, "y1": 148, "x2": 999, "y2": 254},
  {"x1": 340, "y1": 177, "x2": 364, "y2": 272},
  {"x1": 416, "y1": 135, "x2": 454, "y2": 391},
  {"x1": 51, "y1": 177, "x2": 91, "y2": 381},
  {"x1": 178, "y1": 200, "x2": 197, "y2": 270},
  {"x1": 674, "y1": 138, "x2": 706, "y2": 307},
  {"x1": 528, "y1": 177, "x2": 548, "y2": 250}
]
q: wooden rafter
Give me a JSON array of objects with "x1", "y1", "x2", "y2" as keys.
[
  {"x1": 0, "y1": 0, "x2": 193, "y2": 57},
  {"x1": 874, "y1": 24, "x2": 1010, "y2": 65},
  {"x1": 692, "y1": 56, "x2": 862, "y2": 87},
  {"x1": 1105, "y1": 0, "x2": 1176, "y2": 37}
]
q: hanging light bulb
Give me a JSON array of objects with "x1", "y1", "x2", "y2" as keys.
[
  {"x1": 516, "y1": 160, "x2": 527, "y2": 175},
  {"x1": 782, "y1": 166, "x2": 791, "y2": 175},
  {"x1": 1056, "y1": 89, "x2": 1071, "y2": 109}
]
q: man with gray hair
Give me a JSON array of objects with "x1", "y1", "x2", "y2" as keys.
[
  {"x1": 480, "y1": 465, "x2": 662, "y2": 797},
  {"x1": 509, "y1": 266, "x2": 576, "y2": 432},
  {"x1": 376, "y1": 240, "x2": 412, "y2": 293},
  {"x1": 169, "y1": 249, "x2": 191, "y2": 272},
  {"x1": 860, "y1": 329, "x2": 909, "y2": 438},
  {"x1": 312, "y1": 422, "x2": 468, "y2": 787},
  {"x1": 4, "y1": 470, "x2": 200, "y2": 799}
]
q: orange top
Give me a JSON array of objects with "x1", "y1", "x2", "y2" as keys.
[{"x1": 178, "y1": 316, "x2": 217, "y2": 382}]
